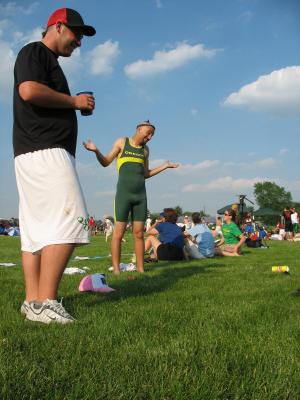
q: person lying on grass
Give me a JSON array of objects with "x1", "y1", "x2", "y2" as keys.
[
  {"x1": 144, "y1": 208, "x2": 185, "y2": 262},
  {"x1": 214, "y1": 209, "x2": 246, "y2": 257}
]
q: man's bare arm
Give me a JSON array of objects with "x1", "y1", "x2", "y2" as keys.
[
  {"x1": 144, "y1": 147, "x2": 179, "y2": 178},
  {"x1": 19, "y1": 81, "x2": 94, "y2": 111},
  {"x1": 83, "y1": 138, "x2": 124, "y2": 167}
]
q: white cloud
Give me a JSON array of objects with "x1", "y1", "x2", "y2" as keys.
[
  {"x1": 190, "y1": 108, "x2": 199, "y2": 116},
  {"x1": 124, "y1": 42, "x2": 219, "y2": 79},
  {"x1": 288, "y1": 180, "x2": 300, "y2": 193},
  {"x1": 182, "y1": 176, "x2": 265, "y2": 192},
  {"x1": 238, "y1": 11, "x2": 253, "y2": 24},
  {"x1": 59, "y1": 48, "x2": 82, "y2": 85},
  {"x1": 149, "y1": 159, "x2": 166, "y2": 168},
  {"x1": 223, "y1": 66, "x2": 300, "y2": 114},
  {"x1": 0, "y1": 2, "x2": 39, "y2": 15},
  {"x1": 205, "y1": 22, "x2": 223, "y2": 31},
  {"x1": 58, "y1": 40, "x2": 121, "y2": 84},
  {"x1": 77, "y1": 160, "x2": 116, "y2": 179},
  {"x1": 76, "y1": 161, "x2": 98, "y2": 177},
  {"x1": 155, "y1": 0, "x2": 163, "y2": 8},
  {"x1": 22, "y1": 26, "x2": 43, "y2": 44},
  {"x1": 94, "y1": 190, "x2": 115, "y2": 198},
  {"x1": 88, "y1": 40, "x2": 120, "y2": 75},
  {"x1": 279, "y1": 148, "x2": 289, "y2": 156},
  {"x1": 223, "y1": 162, "x2": 236, "y2": 167},
  {"x1": 173, "y1": 158, "x2": 276, "y2": 177},
  {"x1": 0, "y1": 19, "x2": 11, "y2": 36},
  {"x1": 175, "y1": 160, "x2": 220, "y2": 175},
  {"x1": 136, "y1": 87, "x2": 154, "y2": 102},
  {"x1": 11, "y1": 26, "x2": 43, "y2": 46},
  {"x1": 224, "y1": 158, "x2": 277, "y2": 169},
  {"x1": 0, "y1": 39, "x2": 15, "y2": 103},
  {"x1": 255, "y1": 158, "x2": 276, "y2": 168}
]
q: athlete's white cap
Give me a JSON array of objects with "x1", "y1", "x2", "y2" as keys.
[{"x1": 136, "y1": 120, "x2": 155, "y2": 130}]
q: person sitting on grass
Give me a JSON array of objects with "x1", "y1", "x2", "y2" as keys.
[
  {"x1": 215, "y1": 209, "x2": 246, "y2": 257},
  {"x1": 184, "y1": 212, "x2": 215, "y2": 259},
  {"x1": 104, "y1": 216, "x2": 114, "y2": 242},
  {"x1": 213, "y1": 216, "x2": 223, "y2": 238},
  {"x1": 183, "y1": 215, "x2": 192, "y2": 230},
  {"x1": 144, "y1": 208, "x2": 184, "y2": 262},
  {"x1": 257, "y1": 225, "x2": 268, "y2": 247}
]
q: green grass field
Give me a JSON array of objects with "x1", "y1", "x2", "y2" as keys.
[{"x1": 0, "y1": 235, "x2": 300, "y2": 400}]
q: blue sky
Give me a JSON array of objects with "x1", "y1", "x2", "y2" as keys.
[{"x1": 0, "y1": 0, "x2": 299, "y2": 219}]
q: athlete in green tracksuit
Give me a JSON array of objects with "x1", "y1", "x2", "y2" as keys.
[{"x1": 83, "y1": 121, "x2": 179, "y2": 274}]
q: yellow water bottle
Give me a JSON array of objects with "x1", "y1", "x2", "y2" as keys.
[{"x1": 272, "y1": 266, "x2": 289, "y2": 273}]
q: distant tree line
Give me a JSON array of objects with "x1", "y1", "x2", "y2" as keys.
[{"x1": 150, "y1": 205, "x2": 208, "y2": 221}]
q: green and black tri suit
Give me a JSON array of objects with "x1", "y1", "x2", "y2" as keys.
[{"x1": 115, "y1": 137, "x2": 147, "y2": 222}]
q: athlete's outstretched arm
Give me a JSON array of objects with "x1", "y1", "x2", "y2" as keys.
[
  {"x1": 144, "y1": 147, "x2": 179, "y2": 178},
  {"x1": 82, "y1": 138, "x2": 123, "y2": 167}
]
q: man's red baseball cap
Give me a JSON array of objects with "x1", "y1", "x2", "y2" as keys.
[{"x1": 47, "y1": 8, "x2": 96, "y2": 36}]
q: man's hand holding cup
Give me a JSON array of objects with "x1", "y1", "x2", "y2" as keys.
[{"x1": 75, "y1": 91, "x2": 95, "y2": 116}]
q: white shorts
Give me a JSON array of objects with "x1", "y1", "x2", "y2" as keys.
[
  {"x1": 184, "y1": 239, "x2": 205, "y2": 259},
  {"x1": 15, "y1": 148, "x2": 90, "y2": 253}
]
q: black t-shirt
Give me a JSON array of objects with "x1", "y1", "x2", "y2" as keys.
[{"x1": 13, "y1": 41, "x2": 77, "y2": 157}]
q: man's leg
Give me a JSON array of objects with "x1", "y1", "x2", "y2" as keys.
[
  {"x1": 37, "y1": 243, "x2": 75, "y2": 301},
  {"x1": 22, "y1": 251, "x2": 41, "y2": 302},
  {"x1": 132, "y1": 221, "x2": 146, "y2": 273},
  {"x1": 214, "y1": 247, "x2": 240, "y2": 257},
  {"x1": 111, "y1": 222, "x2": 127, "y2": 275},
  {"x1": 145, "y1": 235, "x2": 161, "y2": 258},
  {"x1": 144, "y1": 237, "x2": 152, "y2": 252}
]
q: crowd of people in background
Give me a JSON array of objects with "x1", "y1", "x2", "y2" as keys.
[
  {"x1": 142, "y1": 207, "x2": 245, "y2": 261},
  {"x1": 3, "y1": 205, "x2": 299, "y2": 252},
  {"x1": 0, "y1": 218, "x2": 20, "y2": 236},
  {"x1": 3, "y1": 205, "x2": 299, "y2": 250},
  {"x1": 140, "y1": 204, "x2": 300, "y2": 262}
]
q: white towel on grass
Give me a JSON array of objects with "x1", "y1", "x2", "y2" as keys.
[
  {"x1": 0, "y1": 263, "x2": 16, "y2": 267},
  {"x1": 64, "y1": 267, "x2": 90, "y2": 275}
]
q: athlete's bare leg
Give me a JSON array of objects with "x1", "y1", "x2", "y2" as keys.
[
  {"x1": 111, "y1": 222, "x2": 127, "y2": 275},
  {"x1": 132, "y1": 221, "x2": 145, "y2": 273}
]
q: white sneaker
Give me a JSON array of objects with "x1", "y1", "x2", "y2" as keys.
[
  {"x1": 20, "y1": 301, "x2": 30, "y2": 315},
  {"x1": 119, "y1": 263, "x2": 136, "y2": 272},
  {"x1": 108, "y1": 263, "x2": 137, "y2": 272},
  {"x1": 26, "y1": 299, "x2": 75, "y2": 324}
]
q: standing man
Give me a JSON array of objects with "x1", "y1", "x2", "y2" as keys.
[
  {"x1": 104, "y1": 216, "x2": 114, "y2": 242},
  {"x1": 83, "y1": 121, "x2": 179, "y2": 274},
  {"x1": 13, "y1": 8, "x2": 96, "y2": 324},
  {"x1": 291, "y1": 207, "x2": 299, "y2": 237}
]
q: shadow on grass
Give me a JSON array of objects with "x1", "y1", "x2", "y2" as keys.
[{"x1": 67, "y1": 261, "x2": 227, "y2": 310}]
